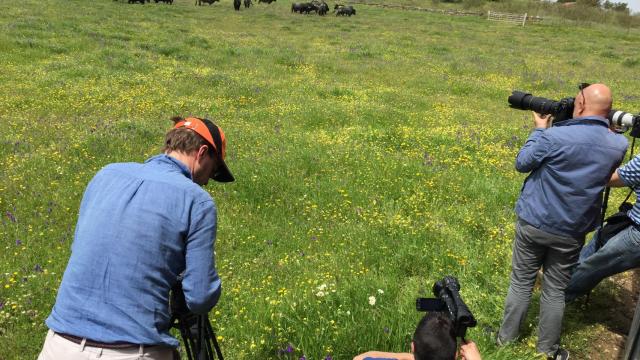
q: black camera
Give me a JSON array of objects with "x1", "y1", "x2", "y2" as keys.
[
  {"x1": 508, "y1": 91, "x2": 576, "y2": 123},
  {"x1": 416, "y1": 276, "x2": 477, "y2": 339},
  {"x1": 508, "y1": 90, "x2": 640, "y2": 135}
]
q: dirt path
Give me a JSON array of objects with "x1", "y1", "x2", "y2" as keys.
[{"x1": 584, "y1": 269, "x2": 640, "y2": 359}]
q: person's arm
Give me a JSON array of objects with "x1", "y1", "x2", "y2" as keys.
[
  {"x1": 612, "y1": 155, "x2": 640, "y2": 189},
  {"x1": 353, "y1": 351, "x2": 413, "y2": 360},
  {"x1": 459, "y1": 341, "x2": 482, "y2": 360},
  {"x1": 608, "y1": 169, "x2": 626, "y2": 187},
  {"x1": 514, "y1": 113, "x2": 553, "y2": 173},
  {"x1": 181, "y1": 200, "x2": 222, "y2": 314}
]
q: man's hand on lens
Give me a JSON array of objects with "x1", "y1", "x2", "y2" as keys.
[{"x1": 533, "y1": 112, "x2": 552, "y2": 129}]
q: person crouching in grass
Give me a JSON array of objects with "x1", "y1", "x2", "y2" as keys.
[{"x1": 353, "y1": 312, "x2": 482, "y2": 360}]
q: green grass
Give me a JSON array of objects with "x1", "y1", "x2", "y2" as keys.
[{"x1": 1, "y1": 0, "x2": 640, "y2": 359}]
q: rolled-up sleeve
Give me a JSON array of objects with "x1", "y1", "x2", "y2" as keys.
[
  {"x1": 182, "y1": 200, "x2": 222, "y2": 314},
  {"x1": 515, "y1": 129, "x2": 553, "y2": 173}
]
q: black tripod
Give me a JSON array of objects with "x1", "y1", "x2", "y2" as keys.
[
  {"x1": 170, "y1": 280, "x2": 223, "y2": 360},
  {"x1": 171, "y1": 312, "x2": 223, "y2": 360}
]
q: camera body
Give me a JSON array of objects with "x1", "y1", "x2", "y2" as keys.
[
  {"x1": 508, "y1": 90, "x2": 640, "y2": 136},
  {"x1": 416, "y1": 276, "x2": 477, "y2": 339}
]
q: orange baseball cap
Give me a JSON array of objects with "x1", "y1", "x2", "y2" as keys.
[{"x1": 174, "y1": 117, "x2": 235, "y2": 183}]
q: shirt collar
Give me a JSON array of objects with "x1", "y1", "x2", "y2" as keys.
[
  {"x1": 145, "y1": 154, "x2": 193, "y2": 180},
  {"x1": 553, "y1": 115, "x2": 609, "y2": 128}
]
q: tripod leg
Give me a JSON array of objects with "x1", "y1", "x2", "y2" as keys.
[
  {"x1": 177, "y1": 317, "x2": 195, "y2": 360},
  {"x1": 205, "y1": 318, "x2": 224, "y2": 360}
]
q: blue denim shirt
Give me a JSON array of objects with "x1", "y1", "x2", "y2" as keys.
[
  {"x1": 46, "y1": 154, "x2": 221, "y2": 347},
  {"x1": 515, "y1": 116, "x2": 628, "y2": 237}
]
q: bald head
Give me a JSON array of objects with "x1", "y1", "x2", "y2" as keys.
[{"x1": 573, "y1": 83, "x2": 612, "y2": 118}]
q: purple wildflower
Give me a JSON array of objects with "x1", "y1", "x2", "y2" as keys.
[
  {"x1": 384, "y1": 326, "x2": 390, "y2": 334},
  {"x1": 286, "y1": 344, "x2": 294, "y2": 353},
  {"x1": 299, "y1": 357, "x2": 307, "y2": 360},
  {"x1": 6, "y1": 211, "x2": 16, "y2": 223},
  {"x1": 15, "y1": 239, "x2": 22, "y2": 246},
  {"x1": 0, "y1": 300, "x2": 4, "y2": 310},
  {"x1": 34, "y1": 264, "x2": 43, "y2": 273},
  {"x1": 325, "y1": 356, "x2": 333, "y2": 360}
]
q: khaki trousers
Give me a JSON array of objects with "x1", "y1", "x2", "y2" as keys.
[{"x1": 38, "y1": 330, "x2": 178, "y2": 360}]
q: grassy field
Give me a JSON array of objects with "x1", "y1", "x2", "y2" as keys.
[{"x1": 2, "y1": 0, "x2": 640, "y2": 359}]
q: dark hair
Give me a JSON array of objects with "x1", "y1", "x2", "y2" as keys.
[
  {"x1": 162, "y1": 116, "x2": 212, "y2": 155},
  {"x1": 413, "y1": 312, "x2": 457, "y2": 360}
]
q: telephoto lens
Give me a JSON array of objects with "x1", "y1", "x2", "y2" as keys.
[
  {"x1": 609, "y1": 110, "x2": 640, "y2": 128},
  {"x1": 508, "y1": 91, "x2": 562, "y2": 115}
]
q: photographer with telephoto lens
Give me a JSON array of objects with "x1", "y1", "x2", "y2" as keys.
[
  {"x1": 38, "y1": 117, "x2": 233, "y2": 360},
  {"x1": 498, "y1": 84, "x2": 628, "y2": 360}
]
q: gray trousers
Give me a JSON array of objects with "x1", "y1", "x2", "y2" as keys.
[{"x1": 498, "y1": 219, "x2": 584, "y2": 355}]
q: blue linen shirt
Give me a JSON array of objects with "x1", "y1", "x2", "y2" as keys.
[
  {"x1": 46, "y1": 154, "x2": 222, "y2": 347},
  {"x1": 515, "y1": 116, "x2": 628, "y2": 237}
]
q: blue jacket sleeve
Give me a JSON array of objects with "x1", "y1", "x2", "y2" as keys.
[
  {"x1": 515, "y1": 129, "x2": 553, "y2": 173},
  {"x1": 181, "y1": 200, "x2": 222, "y2": 314}
]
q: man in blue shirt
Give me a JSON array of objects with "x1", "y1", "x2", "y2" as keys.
[
  {"x1": 38, "y1": 117, "x2": 234, "y2": 360},
  {"x1": 497, "y1": 84, "x2": 628, "y2": 360}
]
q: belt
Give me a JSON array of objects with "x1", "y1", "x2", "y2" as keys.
[{"x1": 55, "y1": 332, "x2": 155, "y2": 350}]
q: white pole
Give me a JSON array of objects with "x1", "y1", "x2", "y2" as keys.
[{"x1": 522, "y1": 12, "x2": 527, "y2": 26}]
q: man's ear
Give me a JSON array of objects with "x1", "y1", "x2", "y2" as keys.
[
  {"x1": 411, "y1": 341, "x2": 415, "y2": 353},
  {"x1": 196, "y1": 144, "x2": 209, "y2": 159},
  {"x1": 575, "y1": 95, "x2": 586, "y2": 115}
]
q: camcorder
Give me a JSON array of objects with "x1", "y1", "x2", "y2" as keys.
[
  {"x1": 508, "y1": 87, "x2": 640, "y2": 137},
  {"x1": 170, "y1": 282, "x2": 223, "y2": 360},
  {"x1": 416, "y1": 276, "x2": 477, "y2": 339}
]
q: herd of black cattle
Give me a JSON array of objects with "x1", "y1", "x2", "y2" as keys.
[
  {"x1": 292, "y1": 1, "x2": 355, "y2": 16},
  {"x1": 120, "y1": 0, "x2": 355, "y2": 16}
]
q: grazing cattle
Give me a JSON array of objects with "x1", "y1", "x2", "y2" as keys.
[
  {"x1": 317, "y1": 1, "x2": 328, "y2": 15},
  {"x1": 244, "y1": 0, "x2": 252, "y2": 7},
  {"x1": 196, "y1": 0, "x2": 219, "y2": 5},
  {"x1": 154, "y1": 0, "x2": 173, "y2": 3},
  {"x1": 291, "y1": 2, "x2": 304, "y2": 12},
  {"x1": 234, "y1": 0, "x2": 241, "y2": 10},
  {"x1": 128, "y1": 0, "x2": 146, "y2": 4},
  {"x1": 301, "y1": 2, "x2": 317, "y2": 13},
  {"x1": 335, "y1": 5, "x2": 355, "y2": 16},
  {"x1": 258, "y1": 0, "x2": 276, "y2": 4},
  {"x1": 292, "y1": 2, "x2": 319, "y2": 13}
]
